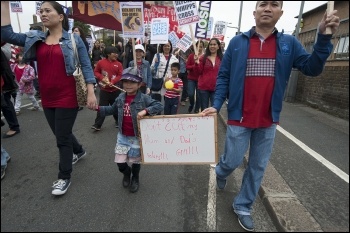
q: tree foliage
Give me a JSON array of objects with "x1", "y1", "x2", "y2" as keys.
[{"x1": 74, "y1": 21, "x2": 91, "y2": 37}]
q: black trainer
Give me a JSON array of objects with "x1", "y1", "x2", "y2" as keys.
[
  {"x1": 130, "y1": 176, "x2": 139, "y2": 193},
  {"x1": 52, "y1": 179, "x2": 71, "y2": 195},
  {"x1": 72, "y1": 149, "x2": 87, "y2": 164}
]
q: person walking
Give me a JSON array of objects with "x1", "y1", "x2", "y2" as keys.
[
  {"x1": 92, "y1": 67, "x2": 163, "y2": 193},
  {"x1": 128, "y1": 44, "x2": 152, "y2": 95},
  {"x1": 186, "y1": 41, "x2": 204, "y2": 113},
  {"x1": 29, "y1": 25, "x2": 43, "y2": 99},
  {"x1": 150, "y1": 40, "x2": 179, "y2": 102},
  {"x1": 91, "y1": 46, "x2": 123, "y2": 131},
  {"x1": 1, "y1": 1, "x2": 98, "y2": 195},
  {"x1": 72, "y1": 26, "x2": 89, "y2": 53},
  {"x1": 173, "y1": 48, "x2": 189, "y2": 106},
  {"x1": 122, "y1": 38, "x2": 134, "y2": 69},
  {"x1": 201, "y1": 1, "x2": 340, "y2": 231},
  {"x1": 91, "y1": 40, "x2": 103, "y2": 67},
  {"x1": 194, "y1": 38, "x2": 223, "y2": 110},
  {"x1": 73, "y1": 26, "x2": 90, "y2": 111},
  {"x1": 1, "y1": 43, "x2": 20, "y2": 138},
  {"x1": 163, "y1": 62, "x2": 183, "y2": 115},
  {"x1": 10, "y1": 52, "x2": 40, "y2": 115}
]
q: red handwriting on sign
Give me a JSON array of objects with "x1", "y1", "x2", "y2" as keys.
[
  {"x1": 147, "y1": 151, "x2": 168, "y2": 161},
  {"x1": 176, "y1": 146, "x2": 199, "y2": 156}
]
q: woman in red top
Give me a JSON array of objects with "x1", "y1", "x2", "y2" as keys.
[
  {"x1": 194, "y1": 38, "x2": 223, "y2": 111},
  {"x1": 1, "y1": 1, "x2": 98, "y2": 196},
  {"x1": 186, "y1": 40, "x2": 204, "y2": 113}
]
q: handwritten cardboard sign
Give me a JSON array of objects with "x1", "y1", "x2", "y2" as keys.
[{"x1": 138, "y1": 114, "x2": 218, "y2": 164}]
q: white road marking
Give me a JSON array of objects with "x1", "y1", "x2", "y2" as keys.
[{"x1": 277, "y1": 125, "x2": 349, "y2": 183}]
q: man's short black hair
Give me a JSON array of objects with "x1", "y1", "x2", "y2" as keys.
[
  {"x1": 171, "y1": 62, "x2": 180, "y2": 70},
  {"x1": 104, "y1": 46, "x2": 119, "y2": 56}
]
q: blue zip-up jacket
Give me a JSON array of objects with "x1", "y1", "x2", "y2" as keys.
[
  {"x1": 1, "y1": 24, "x2": 95, "y2": 84},
  {"x1": 129, "y1": 59, "x2": 152, "y2": 88},
  {"x1": 99, "y1": 90, "x2": 163, "y2": 136},
  {"x1": 213, "y1": 28, "x2": 333, "y2": 123}
]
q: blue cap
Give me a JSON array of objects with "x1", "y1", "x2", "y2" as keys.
[{"x1": 121, "y1": 67, "x2": 142, "y2": 83}]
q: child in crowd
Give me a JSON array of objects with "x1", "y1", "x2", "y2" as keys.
[
  {"x1": 10, "y1": 52, "x2": 40, "y2": 115},
  {"x1": 94, "y1": 67, "x2": 163, "y2": 193},
  {"x1": 163, "y1": 62, "x2": 183, "y2": 115}
]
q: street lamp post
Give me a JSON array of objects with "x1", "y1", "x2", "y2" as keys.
[{"x1": 227, "y1": 1, "x2": 243, "y2": 35}]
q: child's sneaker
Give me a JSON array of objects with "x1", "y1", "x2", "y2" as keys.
[{"x1": 52, "y1": 179, "x2": 71, "y2": 195}]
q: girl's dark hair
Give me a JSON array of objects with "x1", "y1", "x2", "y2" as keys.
[
  {"x1": 72, "y1": 26, "x2": 87, "y2": 42},
  {"x1": 203, "y1": 38, "x2": 223, "y2": 61},
  {"x1": 189, "y1": 40, "x2": 205, "y2": 54},
  {"x1": 159, "y1": 40, "x2": 173, "y2": 54},
  {"x1": 15, "y1": 52, "x2": 23, "y2": 59},
  {"x1": 41, "y1": 1, "x2": 69, "y2": 31}
]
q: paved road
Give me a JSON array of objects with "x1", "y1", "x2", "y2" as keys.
[
  {"x1": 1, "y1": 94, "x2": 276, "y2": 232},
  {"x1": 2, "y1": 93, "x2": 348, "y2": 232}
]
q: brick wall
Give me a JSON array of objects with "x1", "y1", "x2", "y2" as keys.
[{"x1": 295, "y1": 66, "x2": 349, "y2": 120}]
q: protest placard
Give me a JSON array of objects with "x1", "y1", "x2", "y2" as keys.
[
  {"x1": 173, "y1": 1, "x2": 200, "y2": 26},
  {"x1": 150, "y1": 18, "x2": 169, "y2": 44},
  {"x1": 120, "y1": 2, "x2": 144, "y2": 38},
  {"x1": 138, "y1": 114, "x2": 218, "y2": 164}
]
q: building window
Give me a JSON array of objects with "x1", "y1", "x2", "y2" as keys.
[{"x1": 334, "y1": 35, "x2": 349, "y2": 59}]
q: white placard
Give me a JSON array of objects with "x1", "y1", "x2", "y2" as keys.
[
  {"x1": 173, "y1": 1, "x2": 200, "y2": 26},
  {"x1": 10, "y1": 1, "x2": 23, "y2": 13},
  {"x1": 176, "y1": 33, "x2": 192, "y2": 53},
  {"x1": 150, "y1": 18, "x2": 169, "y2": 45},
  {"x1": 168, "y1": 31, "x2": 180, "y2": 49},
  {"x1": 139, "y1": 114, "x2": 218, "y2": 164}
]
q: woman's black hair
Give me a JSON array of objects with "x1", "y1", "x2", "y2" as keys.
[
  {"x1": 72, "y1": 26, "x2": 87, "y2": 42},
  {"x1": 159, "y1": 40, "x2": 173, "y2": 54},
  {"x1": 41, "y1": 1, "x2": 69, "y2": 31},
  {"x1": 203, "y1": 38, "x2": 223, "y2": 62}
]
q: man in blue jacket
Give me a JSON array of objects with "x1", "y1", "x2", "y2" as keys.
[{"x1": 201, "y1": 1, "x2": 340, "y2": 231}]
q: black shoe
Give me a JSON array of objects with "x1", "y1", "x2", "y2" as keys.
[
  {"x1": 123, "y1": 172, "x2": 131, "y2": 187},
  {"x1": 3, "y1": 130, "x2": 20, "y2": 138},
  {"x1": 122, "y1": 166, "x2": 131, "y2": 187},
  {"x1": 78, "y1": 107, "x2": 84, "y2": 111},
  {"x1": 1, "y1": 166, "x2": 6, "y2": 180},
  {"x1": 188, "y1": 106, "x2": 193, "y2": 113},
  {"x1": 72, "y1": 149, "x2": 87, "y2": 164},
  {"x1": 91, "y1": 125, "x2": 101, "y2": 131},
  {"x1": 130, "y1": 176, "x2": 139, "y2": 193}
]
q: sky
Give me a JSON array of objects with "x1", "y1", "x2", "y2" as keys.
[{"x1": 9, "y1": 1, "x2": 328, "y2": 46}]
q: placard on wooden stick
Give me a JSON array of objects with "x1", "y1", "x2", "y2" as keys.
[{"x1": 138, "y1": 114, "x2": 218, "y2": 164}]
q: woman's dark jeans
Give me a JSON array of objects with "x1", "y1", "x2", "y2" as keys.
[
  {"x1": 199, "y1": 90, "x2": 215, "y2": 110},
  {"x1": 44, "y1": 107, "x2": 82, "y2": 180},
  {"x1": 187, "y1": 80, "x2": 201, "y2": 113}
]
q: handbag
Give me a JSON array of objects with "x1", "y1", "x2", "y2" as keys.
[
  {"x1": 151, "y1": 54, "x2": 171, "y2": 92},
  {"x1": 70, "y1": 33, "x2": 87, "y2": 107}
]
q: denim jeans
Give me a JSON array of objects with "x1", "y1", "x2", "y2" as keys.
[
  {"x1": 43, "y1": 107, "x2": 82, "y2": 180},
  {"x1": 1, "y1": 145, "x2": 10, "y2": 167},
  {"x1": 164, "y1": 96, "x2": 179, "y2": 115},
  {"x1": 215, "y1": 124, "x2": 277, "y2": 215},
  {"x1": 199, "y1": 90, "x2": 215, "y2": 110},
  {"x1": 187, "y1": 80, "x2": 200, "y2": 113}
]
